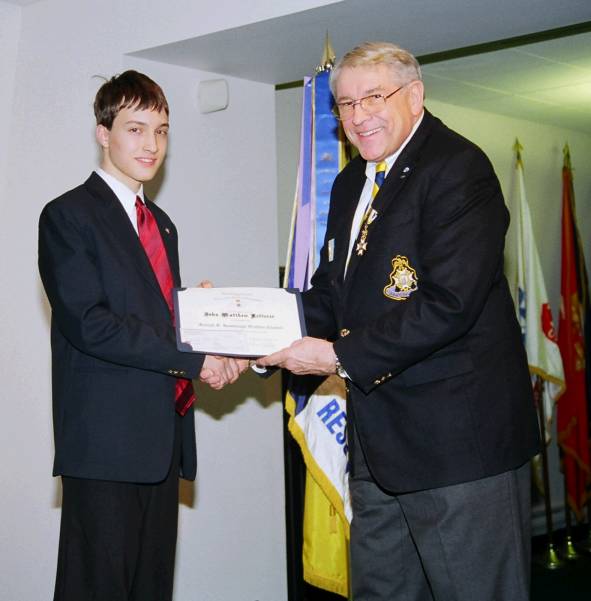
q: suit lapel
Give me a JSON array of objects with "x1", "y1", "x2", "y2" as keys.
[
  {"x1": 84, "y1": 173, "x2": 169, "y2": 305},
  {"x1": 342, "y1": 111, "x2": 436, "y2": 291},
  {"x1": 332, "y1": 159, "x2": 366, "y2": 291}
]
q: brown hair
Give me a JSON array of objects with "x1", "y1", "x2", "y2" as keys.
[
  {"x1": 330, "y1": 42, "x2": 422, "y2": 96},
  {"x1": 93, "y1": 70, "x2": 169, "y2": 129}
]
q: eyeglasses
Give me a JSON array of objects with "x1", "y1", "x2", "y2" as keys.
[{"x1": 332, "y1": 85, "x2": 405, "y2": 120}]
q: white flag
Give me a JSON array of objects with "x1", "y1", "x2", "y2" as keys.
[{"x1": 512, "y1": 145, "x2": 565, "y2": 435}]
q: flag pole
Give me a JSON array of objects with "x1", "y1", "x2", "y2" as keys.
[
  {"x1": 512, "y1": 138, "x2": 523, "y2": 165},
  {"x1": 284, "y1": 33, "x2": 351, "y2": 597},
  {"x1": 580, "y1": 506, "x2": 591, "y2": 554},
  {"x1": 564, "y1": 141, "x2": 591, "y2": 556},
  {"x1": 316, "y1": 30, "x2": 336, "y2": 72},
  {"x1": 513, "y1": 139, "x2": 563, "y2": 569},
  {"x1": 533, "y1": 376, "x2": 564, "y2": 568},
  {"x1": 562, "y1": 471, "x2": 580, "y2": 560},
  {"x1": 562, "y1": 146, "x2": 584, "y2": 561}
]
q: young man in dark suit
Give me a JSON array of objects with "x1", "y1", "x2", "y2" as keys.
[
  {"x1": 260, "y1": 43, "x2": 540, "y2": 600},
  {"x1": 39, "y1": 70, "x2": 243, "y2": 601}
]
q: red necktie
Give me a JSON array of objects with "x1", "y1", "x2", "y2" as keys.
[{"x1": 136, "y1": 197, "x2": 195, "y2": 415}]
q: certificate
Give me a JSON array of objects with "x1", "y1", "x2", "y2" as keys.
[{"x1": 173, "y1": 287, "x2": 307, "y2": 357}]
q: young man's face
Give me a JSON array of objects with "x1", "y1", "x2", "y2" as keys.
[
  {"x1": 335, "y1": 64, "x2": 423, "y2": 163},
  {"x1": 96, "y1": 104, "x2": 169, "y2": 192}
]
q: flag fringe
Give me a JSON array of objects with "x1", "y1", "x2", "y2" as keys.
[
  {"x1": 303, "y1": 566, "x2": 349, "y2": 598},
  {"x1": 528, "y1": 366, "x2": 566, "y2": 400}
]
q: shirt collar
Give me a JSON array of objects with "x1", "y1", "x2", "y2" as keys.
[{"x1": 95, "y1": 167, "x2": 145, "y2": 206}]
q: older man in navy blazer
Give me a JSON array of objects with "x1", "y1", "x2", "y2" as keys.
[
  {"x1": 260, "y1": 42, "x2": 540, "y2": 601},
  {"x1": 39, "y1": 70, "x2": 244, "y2": 601}
]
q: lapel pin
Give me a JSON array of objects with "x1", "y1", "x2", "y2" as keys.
[{"x1": 164, "y1": 227, "x2": 171, "y2": 234}]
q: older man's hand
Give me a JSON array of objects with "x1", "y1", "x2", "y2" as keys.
[{"x1": 256, "y1": 337, "x2": 337, "y2": 376}]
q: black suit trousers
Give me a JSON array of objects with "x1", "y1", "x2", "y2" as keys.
[{"x1": 53, "y1": 416, "x2": 182, "y2": 601}]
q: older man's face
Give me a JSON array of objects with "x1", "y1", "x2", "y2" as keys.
[{"x1": 335, "y1": 64, "x2": 424, "y2": 162}]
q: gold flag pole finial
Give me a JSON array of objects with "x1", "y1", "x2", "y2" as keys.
[
  {"x1": 513, "y1": 138, "x2": 523, "y2": 165},
  {"x1": 563, "y1": 143, "x2": 571, "y2": 170},
  {"x1": 316, "y1": 31, "x2": 336, "y2": 73}
]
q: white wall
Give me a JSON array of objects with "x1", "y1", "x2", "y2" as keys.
[
  {"x1": 0, "y1": 2, "x2": 21, "y2": 198},
  {"x1": 0, "y1": 1, "x2": 348, "y2": 599},
  {"x1": 275, "y1": 85, "x2": 591, "y2": 532},
  {"x1": 127, "y1": 58, "x2": 285, "y2": 601},
  {"x1": 275, "y1": 85, "x2": 306, "y2": 267}
]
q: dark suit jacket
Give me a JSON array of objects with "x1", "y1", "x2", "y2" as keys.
[
  {"x1": 38, "y1": 172, "x2": 203, "y2": 483},
  {"x1": 303, "y1": 110, "x2": 540, "y2": 493}
]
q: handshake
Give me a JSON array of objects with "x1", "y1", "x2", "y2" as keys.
[
  {"x1": 197, "y1": 335, "x2": 340, "y2": 391},
  {"x1": 198, "y1": 355, "x2": 251, "y2": 390},
  {"x1": 192, "y1": 280, "x2": 249, "y2": 391},
  {"x1": 189, "y1": 281, "x2": 337, "y2": 390}
]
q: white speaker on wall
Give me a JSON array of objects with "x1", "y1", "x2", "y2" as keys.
[{"x1": 197, "y1": 79, "x2": 229, "y2": 114}]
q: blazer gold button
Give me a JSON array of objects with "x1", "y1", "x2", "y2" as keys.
[
  {"x1": 374, "y1": 379, "x2": 381, "y2": 385},
  {"x1": 340, "y1": 328, "x2": 350, "y2": 337}
]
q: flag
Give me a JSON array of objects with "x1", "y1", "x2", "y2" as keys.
[
  {"x1": 568, "y1": 150, "x2": 591, "y2": 464},
  {"x1": 283, "y1": 61, "x2": 351, "y2": 597},
  {"x1": 557, "y1": 144, "x2": 590, "y2": 520},
  {"x1": 511, "y1": 140, "x2": 565, "y2": 438}
]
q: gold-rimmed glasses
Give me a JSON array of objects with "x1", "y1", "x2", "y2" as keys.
[{"x1": 332, "y1": 85, "x2": 406, "y2": 120}]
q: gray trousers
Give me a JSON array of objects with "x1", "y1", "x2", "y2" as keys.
[{"x1": 349, "y1": 434, "x2": 531, "y2": 601}]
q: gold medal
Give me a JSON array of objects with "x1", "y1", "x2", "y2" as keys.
[{"x1": 356, "y1": 224, "x2": 368, "y2": 255}]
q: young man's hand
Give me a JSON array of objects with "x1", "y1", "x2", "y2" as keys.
[{"x1": 199, "y1": 355, "x2": 249, "y2": 389}]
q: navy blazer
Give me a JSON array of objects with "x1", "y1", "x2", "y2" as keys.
[
  {"x1": 303, "y1": 110, "x2": 540, "y2": 493},
  {"x1": 39, "y1": 172, "x2": 203, "y2": 483}
]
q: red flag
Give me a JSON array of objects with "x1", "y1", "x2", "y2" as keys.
[{"x1": 557, "y1": 144, "x2": 590, "y2": 520}]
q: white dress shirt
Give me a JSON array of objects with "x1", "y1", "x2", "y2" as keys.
[
  {"x1": 95, "y1": 168, "x2": 145, "y2": 235},
  {"x1": 344, "y1": 111, "x2": 424, "y2": 276}
]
